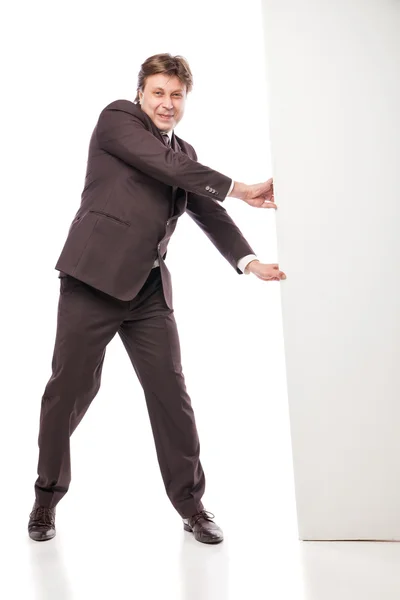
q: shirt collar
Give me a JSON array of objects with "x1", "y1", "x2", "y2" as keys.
[{"x1": 157, "y1": 129, "x2": 173, "y2": 141}]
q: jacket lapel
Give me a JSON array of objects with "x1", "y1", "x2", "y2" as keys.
[
  {"x1": 171, "y1": 132, "x2": 181, "y2": 153},
  {"x1": 170, "y1": 132, "x2": 187, "y2": 217}
]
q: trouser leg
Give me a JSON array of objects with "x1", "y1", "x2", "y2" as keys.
[
  {"x1": 34, "y1": 276, "x2": 125, "y2": 508},
  {"x1": 118, "y1": 268, "x2": 205, "y2": 518}
]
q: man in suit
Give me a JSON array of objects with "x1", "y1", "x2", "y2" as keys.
[{"x1": 28, "y1": 53, "x2": 286, "y2": 544}]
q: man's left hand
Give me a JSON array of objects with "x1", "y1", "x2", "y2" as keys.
[{"x1": 246, "y1": 260, "x2": 287, "y2": 281}]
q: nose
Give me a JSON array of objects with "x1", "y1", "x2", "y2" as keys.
[{"x1": 162, "y1": 97, "x2": 174, "y2": 110}]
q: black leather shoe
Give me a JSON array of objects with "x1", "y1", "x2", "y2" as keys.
[
  {"x1": 28, "y1": 502, "x2": 56, "y2": 542},
  {"x1": 183, "y1": 510, "x2": 224, "y2": 544}
]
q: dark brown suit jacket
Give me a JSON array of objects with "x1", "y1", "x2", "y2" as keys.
[{"x1": 55, "y1": 99, "x2": 255, "y2": 308}]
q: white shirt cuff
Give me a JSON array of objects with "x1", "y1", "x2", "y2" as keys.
[
  {"x1": 237, "y1": 254, "x2": 259, "y2": 274},
  {"x1": 227, "y1": 180, "x2": 235, "y2": 196}
]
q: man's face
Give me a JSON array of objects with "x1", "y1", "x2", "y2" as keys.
[{"x1": 138, "y1": 73, "x2": 186, "y2": 132}]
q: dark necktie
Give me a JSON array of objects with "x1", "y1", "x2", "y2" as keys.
[{"x1": 161, "y1": 132, "x2": 171, "y2": 146}]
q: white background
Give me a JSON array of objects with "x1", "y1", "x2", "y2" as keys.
[{"x1": 1, "y1": 1, "x2": 298, "y2": 598}]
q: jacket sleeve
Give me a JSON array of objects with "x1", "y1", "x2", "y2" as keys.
[
  {"x1": 185, "y1": 145, "x2": 256, "y2": 273},
  {"x1": 96, "y1": 101, "x2": 232, "y2": 201},
  {"x1": 186, "y1": 192, "x2": 256, "y2": 274}
]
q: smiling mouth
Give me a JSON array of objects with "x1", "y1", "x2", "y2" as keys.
[{"x1": 159, "y1": 115, "x2": 173, "y2": 118}]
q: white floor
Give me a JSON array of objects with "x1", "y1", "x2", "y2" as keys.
[{"x1": 4, "y1": 474, "x2": 400, "y2": 599}]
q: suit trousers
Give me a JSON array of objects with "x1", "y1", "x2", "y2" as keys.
[{"x1": 34, "y1": 267, "x2": 205, "y2": 518}]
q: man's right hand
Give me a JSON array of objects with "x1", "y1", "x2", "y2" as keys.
[{"x1": 228, "y1": 178, "x2": 277, "y2": 209}]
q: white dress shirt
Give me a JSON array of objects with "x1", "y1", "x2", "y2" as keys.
[{"x1": 152, "y1": 130, "x2": 259, "y2": 274}]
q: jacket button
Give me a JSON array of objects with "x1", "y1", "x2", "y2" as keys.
[{"x1": 167, "y1": 220, "x2": 170, "y2": 225}]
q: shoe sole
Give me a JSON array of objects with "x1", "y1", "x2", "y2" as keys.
[{"x1": 28, "y1": 532, "x2": 56, "y2": 542}]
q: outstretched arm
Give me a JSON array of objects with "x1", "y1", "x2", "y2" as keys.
[
  {"x1": 185, "y1": 192, "x2": 257, "y2": 274},
  {"x1": 96, "y1": 101, "x2": 232, "y2": 200}
]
